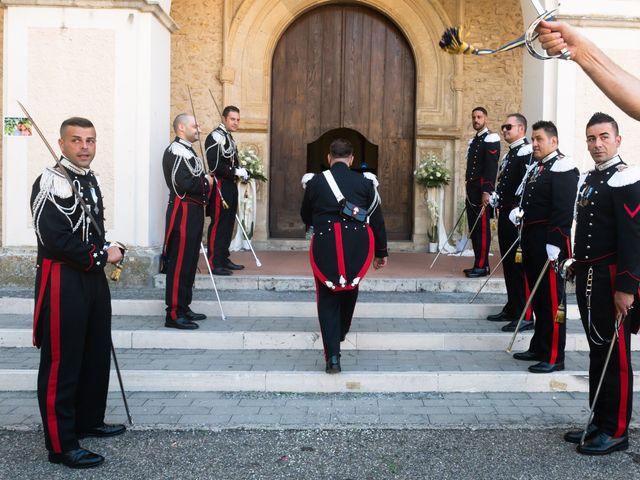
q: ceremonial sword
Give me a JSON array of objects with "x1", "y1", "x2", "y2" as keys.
[
  {"x1": 19, "y1": 101, "x2": 133, "y2": 425},
  {"x1": 468, "y1": 229, "x2": 522, "y2": 303},
  {"x1": 506, "y1": 258, "x2": 551, "y2": 352},
  {"x1": 439, "y1": 0, "x2": 570, "y2": 61},
  {"x1": 429, "y1": 206, "x2": 466, "y2": 269},
  {"x1": 458, "y1": 204, "x2": 486, "y2": 256},
  {"x1": 579, "y1": 314, "x2": 623, "y2": 447}
]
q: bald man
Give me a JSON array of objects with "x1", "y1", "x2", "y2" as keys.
[{"x1": 161, "y1": 114, "x2": 213, "y2": 329}]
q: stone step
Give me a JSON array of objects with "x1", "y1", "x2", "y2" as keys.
[
  {"x1": 0, "y1": 347, "x2": 638, "y2": 393},
  {"x1": 0, "y1": 314, "x2": 626, "y2": 352},
  {"x1": 153, "y1": 273, "x2": 516, "y2": 294},
  {"x1": 0, "y1": 296, "x2": 580, "y2": 319}
]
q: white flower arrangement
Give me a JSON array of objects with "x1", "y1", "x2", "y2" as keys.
[
  {"x1": 414, "y1": 152, "x2": 451, "y2": 189},
  {"x1": 237, "y1": 146, "x2": 268, "y2": 183}
]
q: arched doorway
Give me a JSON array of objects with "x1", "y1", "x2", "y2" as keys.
[{"x1": 269, "y1": 3, "x2": 416, "y2": 239}]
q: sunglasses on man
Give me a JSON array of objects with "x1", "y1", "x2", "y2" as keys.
[{"x1": 501, "y1": 123, "x2": 521, "y2": 131}]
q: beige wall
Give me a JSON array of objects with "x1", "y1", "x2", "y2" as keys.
[
  {"x1": 170, "y1": 0, "x2": 224, "y2": 138},
  {"x1": 460, "y1": 0, "x2": 524, "y2": 192},
  {"x1": 168, "y1": 0, "x2": 524, "y2": 246}
]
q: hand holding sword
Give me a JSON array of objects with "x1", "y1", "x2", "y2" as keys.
[{"x1": 439, "y1": 0, "x2": 570, "y2": 61}]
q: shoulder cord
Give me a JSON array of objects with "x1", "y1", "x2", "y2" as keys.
[
  {"x1": 171, "y1": 154, "x2": 205, "y2": 199},
  {"x1": 32, "y1": 179, "x2": 85, "y2": 245}
]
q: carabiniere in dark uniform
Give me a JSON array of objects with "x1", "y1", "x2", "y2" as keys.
[
  {"x1": 205, "y1": 123, "x2": 239, "y2": 272},
  {"x1": 495, "y1": 138, "x2": 534, "y2": 322},
  {"x1": 573, "y1": 156, "x2": 640, "y2": 447},
  {"x1": 519, "y1": 150, "x2": 578, "y2": 370},
  {"x1": 31, "y1": 158, "x2": 113, "y2": 457},
  {"x1": 161, "y1": 137, "x2": 210, "y2": 328},
  {"x1": 465, "y1": 127, "x2": 500, "y2": 275},
  {"x1": 301, "y1": 163, "x2": 388, "y2": 369}
]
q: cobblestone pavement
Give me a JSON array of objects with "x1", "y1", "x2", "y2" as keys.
[
  {"x1": 0, "y1": 427, "x2": 638, "y2": 479},
  {"x1": 2, "y1": 391, "x2": 639, "y2": 429}
]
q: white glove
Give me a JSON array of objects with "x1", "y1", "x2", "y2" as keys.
[
  {"x1": 488, "y1": 192, "x2": 499, "y2": 208},
  {"x1": 509, "y1": 207, "x2": 524, "y2": 226},
  {"x1": 546, "y1": 244, "x2": 560, "y2": 261},
  {"x1": 235, "y1": 167, "x2": 249, "y2": 180}
]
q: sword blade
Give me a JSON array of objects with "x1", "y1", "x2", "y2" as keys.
[{"x1": 529, "y1": 0, "x2": 547, "y2": 15}]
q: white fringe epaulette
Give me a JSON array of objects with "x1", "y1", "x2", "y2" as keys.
[
  {"x1": 608, "y1": 165, "x2": 640, "y2": 187},
  {"x1": 362, "y1": 172, "x2": 379, "y2": 188},
  {"x1": 301, "y1": 173, "x2": 315, "y2": 189},
  {"x1": 484, "y1": 133, "x2": 500, "y2": 143},
  {"x1": 211, "y1": 129, "x2": 226, "y2": 146},
  {"x1": 517, "y1": 144, "x2": 533, "y2": 156},
  {"x1": 550, "y1": 156, "x2": 577, "y2": 173},
  {"x1": 39, "y1": 167, "x2": 72, "y2": 199},
  {"x1": 32, "y1": 168, "x2": 83, "y2": 245},
  {"x1": 169, "y1": 141, "x2": 195, "y2": 160},
  {"x1": 169, "y1": 141, "x2": 204, "y2": 199}
]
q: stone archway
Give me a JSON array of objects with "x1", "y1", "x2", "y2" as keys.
[
  {"x1": 268, "y1": 3, "x2": 416, "y2": 239},
  {"x1": 219, "y1": 0, "x2": 461, "y2": 245}
]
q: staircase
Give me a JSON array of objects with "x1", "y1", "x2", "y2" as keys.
[{"x1": 1, "y1": 251, "x2": 638, "y2": 429}]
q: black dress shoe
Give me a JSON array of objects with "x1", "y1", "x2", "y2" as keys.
[
  {"x1": 513, "y1": 350, "x2": 542, "y2": 361},
  {"x1": 463, "y1": 267, "x2": 475, "y2": 274},
  {"x1": 325, "y1": 355, "x2": 341, "y2": 374},
  {"x1": 212, "y1": 267, "x2": 233, "y2": 276},
  {"x1": 78, "y1": 423, "x2": 126, "y2": 439},
  {"x1": 501, "y1": 319, "x2": 533, "y2": 332},
  {"x1": 224, "y1": 260, "x2": 245, "y2": 270},
  {"x1": 487, "y1": 310, "x2": 509, "y2": 321},
  {"x1": 465, "y1": 267, "x2": 490, "y2": 278},
  {"x1": 577, "y1": 432, "x2": 628, "y2": 455},
  {"x1": 528, "y1": 361, "x2": 564, "y2": 373},
  {"x1": 165, "y1": 317, "x2": 199, "y2": 330},
  {"x1": 185, "y1": 310, "x2": 206, "y2": 321},
  {"x1": 564, "y1": 424, "x2": 599, "y2": 444},
  {"x1": 48, "y1": 448, "x2": 104, "y2": 469}
]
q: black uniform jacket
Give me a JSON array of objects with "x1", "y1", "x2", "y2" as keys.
[
  {"x1": 30, "y1": 159, "x2": 108, "y2": 346},
  {"x1": 574, "y1": 157, "x2": 640, "y2": 294},
  {"x1": 162, "y1": 137, "x2": 210, "y2": 206},
  {"x1": 301, "y1": 163, "x2": 388, "y2": 291},
  {"x1": 466, "y1": 128, "x2": 501, "y2": 194},
  {"x1": 205, "y1": 124, "x2": 236, "y2": 181},
  {"x1": 520, "y1": 151, "x2": 579, "y2": 251},
  {"x1": 496, "y1": 138, "x2": 533, "y2": 210}
]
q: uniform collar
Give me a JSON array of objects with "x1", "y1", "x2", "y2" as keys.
[
  {"x1": 217, "y1": 123, "x2": 229, "y2": 134},
  {"x1": 475, "y1": 127, "x2": 489, "y2": 137},
  {"x1": 60, "y1": 157, "x2": 89, "y2": 176},
  {"x1": 539, "y1": 150, "x2": 559, "y2": 164},
  {"x1": 176, "y1": 137, "x2": 192, "y2": 148},
  {"x1": 595, "y1": 154, "x2": 622, "y2": 171},
  {"x1": 508, "y1": 137, "x2": 526, "y2": 150}
]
